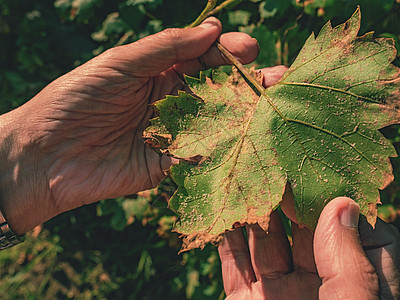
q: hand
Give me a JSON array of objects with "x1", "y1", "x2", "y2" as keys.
[
  {"x1": 219, "y1": 210, "x2": 320, "y2": 299},
  {"x1": 0, "y1": 18, "x2": 259, "y2": 234},
  {"x1": 315, "y1": 197, "x2": 400, "y2": 299},
  {"x1": 219, "y1": 197, "x2": 400, "y2": 299}
]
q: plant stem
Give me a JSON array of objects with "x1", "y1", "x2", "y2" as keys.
[
  {"x1": 187, "y1": 0, "x2": 244, "y2": 28},
  {"x1": 206, "y1": 0, "x2": 243, "y2": 18},
  {"x1": 187, "y1": 0, "x2": 262, "y2": 96},
  {"x1": 187, "y1": 0, "x2": 218, "y2": 28}
]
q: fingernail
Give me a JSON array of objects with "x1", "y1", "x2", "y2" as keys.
[
  {"x1": 340, "y1": 202, "x2": 360, "y2": 228},
  {"x1": 199, "y1": 17, "x2": 218, "y2": 29}
]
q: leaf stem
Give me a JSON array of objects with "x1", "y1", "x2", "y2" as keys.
[
  {"x1": 188, "y1": 1, "x2": 264, "y2": 96},
  {"x1": 187, "y1": 0, "x2": 244, "y2": 28},
  {"x1": 216, "y1": 42, "x2": 265, "y2": 96},
  {"x1": 205, "y1": 0, "x2": 244, "y2": 19}
]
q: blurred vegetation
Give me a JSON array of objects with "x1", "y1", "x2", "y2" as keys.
[{"x1": 0, "y1": 0, "x2": 399, "y2": 299}]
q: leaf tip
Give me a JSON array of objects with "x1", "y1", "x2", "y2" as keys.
[
  {"x1": 366, "y1": 202, "x2": 378, "y2": 229},
  {"x1": 178, "y1": 231, "x2": 225, "y2": 253}
]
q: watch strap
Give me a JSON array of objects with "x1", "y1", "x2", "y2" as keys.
[{"x1": 0, "y1": 210, "x2": 24, "y2": 250}]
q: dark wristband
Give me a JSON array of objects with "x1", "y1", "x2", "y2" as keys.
[{"x1": 0, "y1": 210, "x2": 25, "y2": 250}]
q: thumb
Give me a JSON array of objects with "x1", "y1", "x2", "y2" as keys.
[
  {"x1": 103, "y1": 17, "x2": 222, "y2": 77},
  {"x1": 314, "y1": 197, "x2": 379, "y2": 299}
]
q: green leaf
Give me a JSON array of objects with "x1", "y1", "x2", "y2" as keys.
[
  {"x1": 259, "y1": 0, "x2": 291, "y2": 18},
  {"x1": 228, "y1": 10, "x2": 251, "y2": 26},
  {"x1": 148, "y1": 8, "x2": 400, "y2": 251},
  {"x1": 125, "y1": 0, "x2": 162, "y2": 6},
  {"x1": 91, "y1": 12, "x2": 128, "y2": 42}
]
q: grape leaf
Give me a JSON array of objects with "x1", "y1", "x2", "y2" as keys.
[{"x1": 147, "y1": 8, "x2": 400, "y2": 251}]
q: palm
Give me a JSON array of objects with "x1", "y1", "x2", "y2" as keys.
[
  {"x1": 33, "y1": 56, "x2": 182, "y2": 208},
  {"x1": 17, "y1": 24, "x2": 260, "y2": 213}
]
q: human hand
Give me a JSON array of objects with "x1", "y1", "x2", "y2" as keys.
[
  {"x1": 315, "y1": 197, "x2": 400, "y2": 299},
  {"x1": 0, "y1": 18, "x2": 259, "y2": 234},
  {"x1": 219, "y1": 197, "x2": 400, "y2": 299},
  {"x1": 218, "y1": 209, "x2": 320, "y2": 299}
]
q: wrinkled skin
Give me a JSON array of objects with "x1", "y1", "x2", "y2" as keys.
[
  {"x1": 0, "y1": 18, "x2": 260, "y2": 234},
  {"x1": 219, "y1": 196, "x2": 400, "y2": 299}
]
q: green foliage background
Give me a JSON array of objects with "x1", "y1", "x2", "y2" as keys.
[{"x1": 0, "y1": 0, "x2": 399, "y2": 299}]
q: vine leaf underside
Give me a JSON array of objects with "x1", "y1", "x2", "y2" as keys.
[{"x1": 146, "y1": 8, "x2": 400, "y2": 251}]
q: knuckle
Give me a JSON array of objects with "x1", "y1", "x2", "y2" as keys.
[
  {"x1": 161, "y1": 27, "x2": 182, "y2": 38},
  {"x1": 159, "y1": 28, "x2": 184, "y2": 60}
]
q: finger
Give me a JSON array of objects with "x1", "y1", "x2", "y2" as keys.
[
  {"x1": 218, "y1": 227, "x2": 256, "y2": 296},
  {"x1": 104, "y1": 17, "x2": 223, "y2": 77},
  {"x1": 247, "y1": 210, "x2": 292, "y2": 280},
  {"x1": 359, "y1": 216, "x2": 400, "y2": 299},
  {"x1": 173, "y1": 32, "x2": 259, "y2": 76},
  {"x1": 291, "y1": 223, "x2": 317, "y2": 273},
  {"x1": 314, "y1": 197, "x2": 379, "y2": 299},
  {"x1": 259, "y1": 65, "x2": 288, "y2": 87},
  {"x1": 280, "y1": 182, "x2": 298, "y2": 223}
]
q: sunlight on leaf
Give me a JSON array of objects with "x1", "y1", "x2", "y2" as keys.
[{"x1": 147, "y1": 8, "x2": 400, "y2": 251}]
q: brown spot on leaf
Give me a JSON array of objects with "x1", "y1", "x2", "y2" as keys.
[
  {"x1": 206, "y1": 77, "x2": 222, "y2": 90},
  {"x1": 380, "y1": 88, "x2": 400, "y2": 126},
  {"x1": 181, "y1": 154, "x2": 207, "y2": 165},
  {"x1": 244, "y1": 207, "x2": 271, "y2": 232},
  {"x1": 366, "y1": 202, "x2": 378, "y2": 228},
  {"x1": 178, "y1": 231, "x2": 225, "y2": 253}
]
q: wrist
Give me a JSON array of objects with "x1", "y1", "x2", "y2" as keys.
[
  {"x1": 0, "y1": 209, "x2": 25, "y2": 249},
  {"x1": 0, "y1": 106, "x2": 58, "y2": 235}
]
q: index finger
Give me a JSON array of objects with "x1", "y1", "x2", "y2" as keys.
[{"x1": 259, "y1": 65, "x2": 288, "y2": 87}]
